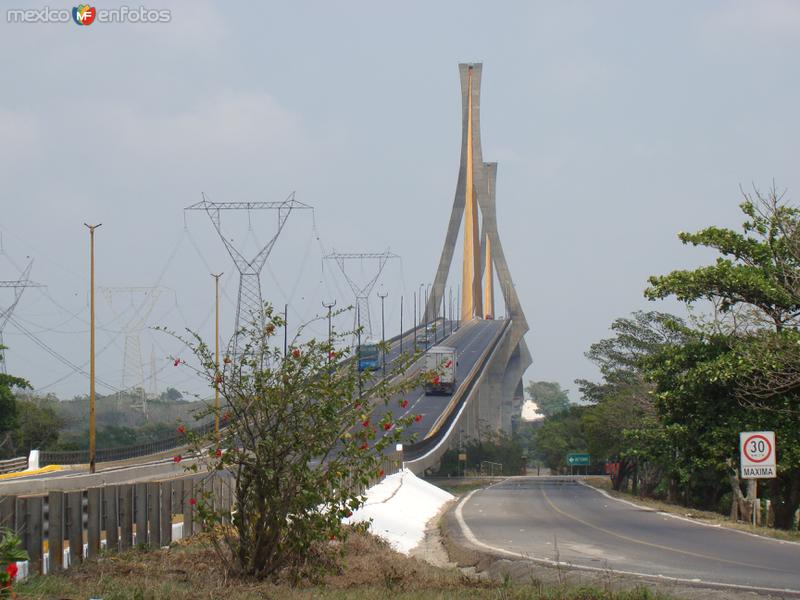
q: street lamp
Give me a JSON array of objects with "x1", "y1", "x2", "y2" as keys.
[
  {"x1": 84, "y1": 222, "x2": 102, "y2": 474},
  {"x1": 378, "y1": 289, "x2": 388, "y2": 376}
]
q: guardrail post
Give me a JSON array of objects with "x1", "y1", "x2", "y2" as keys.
[
  {"x1": 66, "y1": 491, "x2": 83, "y2": 565},
  {"x1": 47, "y1": 491, "x2": 65, "y2": 572},
  {"x1": 159, "y1": 480, "x2": 172, "y2": 545},
  {"x1": 27, "y1": 496, "x2": 43, "y2": 574},
  {"x1": 147, "y1": 482, "x2": 160, "y2": 547},
  {"x1": 104, "y1": 486, "x2": 119, "y2": 553},
  {"x1": 182, "y1": 477, "x2": 194, "y2": 538},
  {"x1": 86, "y1": 487, "x2": 101, "y2": 559},
  {"x1": 119, "y1": 484, "x2": 133, "y2": 550},
  {"x1": 134, "y1": 483, "x2": 147, "y2": 545}
]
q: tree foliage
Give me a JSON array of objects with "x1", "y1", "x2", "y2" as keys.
[
  {"x1": 171, "y1": 305, "x2": 426, "y2": 581},
  {"x1": 524, "y1": 381, "x2": 570, "y2": 417}
]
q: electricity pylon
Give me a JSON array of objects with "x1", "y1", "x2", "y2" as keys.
[
  {"x1": 0, "y1": 261, "x2": 43, "y2": 374},
  {"x1": 324, "y1": 250, "x2": 398, "y2": 341},
  {"x1": 185, "y1": 192, "x2": 312, "y2": 357},
  {"x1": 100, "y1": 286, "x2": 167, "y2": 417}
]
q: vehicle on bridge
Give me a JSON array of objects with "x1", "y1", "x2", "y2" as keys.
[
  {"x1": 357, "y1": 341, "x2": 381, "y2": 372},
  {"x1": 424, "y1": 345, "x2": 457, "y2": 395}
]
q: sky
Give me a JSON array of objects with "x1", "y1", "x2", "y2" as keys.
[{"x1": 1, "y1": 1, "x2": 799, "y2": 402}]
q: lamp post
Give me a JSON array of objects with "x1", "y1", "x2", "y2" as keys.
[
  {"x1": 399, "y1": 295, "x2": 403, "y2": 355},
  {"x1": 378, "y1": 289, "x2": 387, "y2": 377},
  {"x1": 413, "y1": 291, "x2": 417, "y2": 350},
  {"x1": 84, "y1": 222, "x2": 102, "y2": 474},
  {"x1": 212, "y1": 273, "x2": 223, "y2": 440},
  {"x1": 424, "y1": 284, "x2": 429, "y2": 348}
]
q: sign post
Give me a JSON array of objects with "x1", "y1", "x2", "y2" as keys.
[
  {"x1": 739, "y1": 431, "x2": 776, "y2": 526},
  {"x1": 567, "y1": 453, "x2": 590, "y2": 475}
]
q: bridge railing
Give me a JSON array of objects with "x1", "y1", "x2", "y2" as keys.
[
  {"x1": 0, "y1": 456, "x2": 28, "y2": 475},
  {"x1": 1, "y1": 451, "x2": 403, "y2": 576}
]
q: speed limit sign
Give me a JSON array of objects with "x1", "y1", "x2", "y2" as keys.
[{"x1": 740, "y1": 431, "x2": 776, "y2": 478}]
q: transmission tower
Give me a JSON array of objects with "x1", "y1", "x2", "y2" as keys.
[
  {"x1": 0, "y1": 261, "x2": 43, "y2": 374},
  {"x1": 100, "y1": 286, "x2": 167, "y2": 417},
  {"x1": 185, "y1": 192, "x2": 312, "y2": 357},
  {"x1": 324, "y1": 250, "x2": 398, "y2": 341}
]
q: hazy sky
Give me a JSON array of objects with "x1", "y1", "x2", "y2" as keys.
[{"x1": 1, "y1": 2, "x2": 799, "y2": 401}]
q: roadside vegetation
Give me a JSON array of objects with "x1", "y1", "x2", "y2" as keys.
[
  {"x1": 16, "y1": 530, "x2": 677, "y2": 600},
  {"x1": 527, "y1": 186, "x2": 800, "y2": 532}
]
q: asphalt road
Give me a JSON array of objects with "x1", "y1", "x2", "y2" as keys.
[
  {"x1": 370, "y1": 318, "x2": 506, "y2": 444},
  {"x1": 457, "y1": 477, "x2": 800, "y2": 594}
]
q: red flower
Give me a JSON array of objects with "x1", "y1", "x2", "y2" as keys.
[
  {"x1": 400, "y1": 399, "x2": 409, "y2": 409},
  {"x1": 359, "y1": 443, "x2": 368, "y2": 450},
  {"x1": 177, "y1": 425, "x2": 186, "y2": 435},
  {"x1": 215, "y1": 448, "x2": 222, "y2": 458},
  {"x1": 328, "y1": 350, "x2": 336, "y2": 359},
  {"x1": 292, "y1": 348, "x2": 301, "y2": 358},
  {"x1": 378, "y1": 469, "x2": 385, "y2": 477},
  {"x1": 173, "y1": 455, "x2": 182, "y2": 463},
  {"x1": 6, "y1": 562, "x2": 17, "y2": 580},
  {"x1": 354, "y1": 402, "x2": 361, "y2": 409},
  {"x1": 330, "y1": 535, "x2": 336, "y2": 541},
  {"x1": 415, "y1": 414, "x2": 422, "y2": 422},
  {"x1": 362, "y1": 419, "x2": 369, "y2": 427},
  {"x1": 189, "y1": 498, "x2": 197, "y2": 506},
  {"x1": 223, "y1": 411, "x2": 231, "y2": 422},
  {"x1": 346, "y1": 510, "x2": 353, "y2": 518},
  {"x1": 173, "y1": 358, "x2": 181, "y2": 367},
  {"x1": 383, "y1": 422, "x2": 392, "y2": 431}
]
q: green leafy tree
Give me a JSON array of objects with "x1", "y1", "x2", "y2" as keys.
[
  {"x1": 577, "y1": 312, "x2": 687, "y2": 492},
  {"x1": 645, "y1": 187, "x2": 800, "y2": 527},
  {"x1": 7, "y1": 399, "x2": 60, "y2": 456},
  {"x1": 169, "y1": 305, "x2": 427, "y2": 581},
  {"x1": 0, "y1": 346, "x2": 30, "y2": 458},
  {"x1": 533, "y1": 405, "x2": 587, "y2": 472},
  {"x1": 524, "y1": 381, "x2": 570, "y2": 417}
]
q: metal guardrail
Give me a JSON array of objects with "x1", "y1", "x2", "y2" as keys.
[
  {"x1": 403, "y1": 320, "x2": 511, "y2": 463},
  {"x1": 39, "y1": 420, "x2": 216, "y2": 466},
  {"x1": 0, "y1": 456, "x2": 28, "y2": 475}
]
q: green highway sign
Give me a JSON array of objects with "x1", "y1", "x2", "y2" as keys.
[{"x1": 567, "y1": 453, "x2": 590, "y2": 466}]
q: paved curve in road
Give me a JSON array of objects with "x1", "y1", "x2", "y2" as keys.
[{"x1": 457, "y1": 477, "x2": 800, "y2": 594}]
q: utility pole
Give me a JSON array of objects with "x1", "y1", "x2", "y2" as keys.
[
  {"x1": 378, "y1": 289, "x2": 387, "y2": 377},
  {"x1": 84, "y1": 223, "x2": 102, "y2": 474},
  {"x1": 356, "y1": 303, "x2": 362, "y2": 398},
  {"x1": 212, "y1": 273, "x2": 223, "y2": 439}
]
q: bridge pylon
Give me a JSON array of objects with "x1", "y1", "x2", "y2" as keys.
[{"x1": 425, "y1": 63, "x2": 532, "y2": 437}]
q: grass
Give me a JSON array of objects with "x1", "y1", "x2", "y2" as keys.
[
  {"x1": 582, "y1": 476, "x2": 800, "y2": 543},
  {"x1": 16, "y1": 530, "x2": 678, "y2": 600}
]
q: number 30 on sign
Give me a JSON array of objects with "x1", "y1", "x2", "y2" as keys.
[{"x1": 739, "y1": 431, "x2": 776, "y2": 479}]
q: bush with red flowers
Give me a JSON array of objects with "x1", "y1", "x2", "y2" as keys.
[
  {"x1": 164, "y1": 303, "x2": 430, "y2": 583},
  {"x1": 0, "y1": 528, "x2": 28, "y2": 598}
]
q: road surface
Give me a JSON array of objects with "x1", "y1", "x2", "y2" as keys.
[{"x1": 457, "y1": 477, "x2": 800, "y2": 594}]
